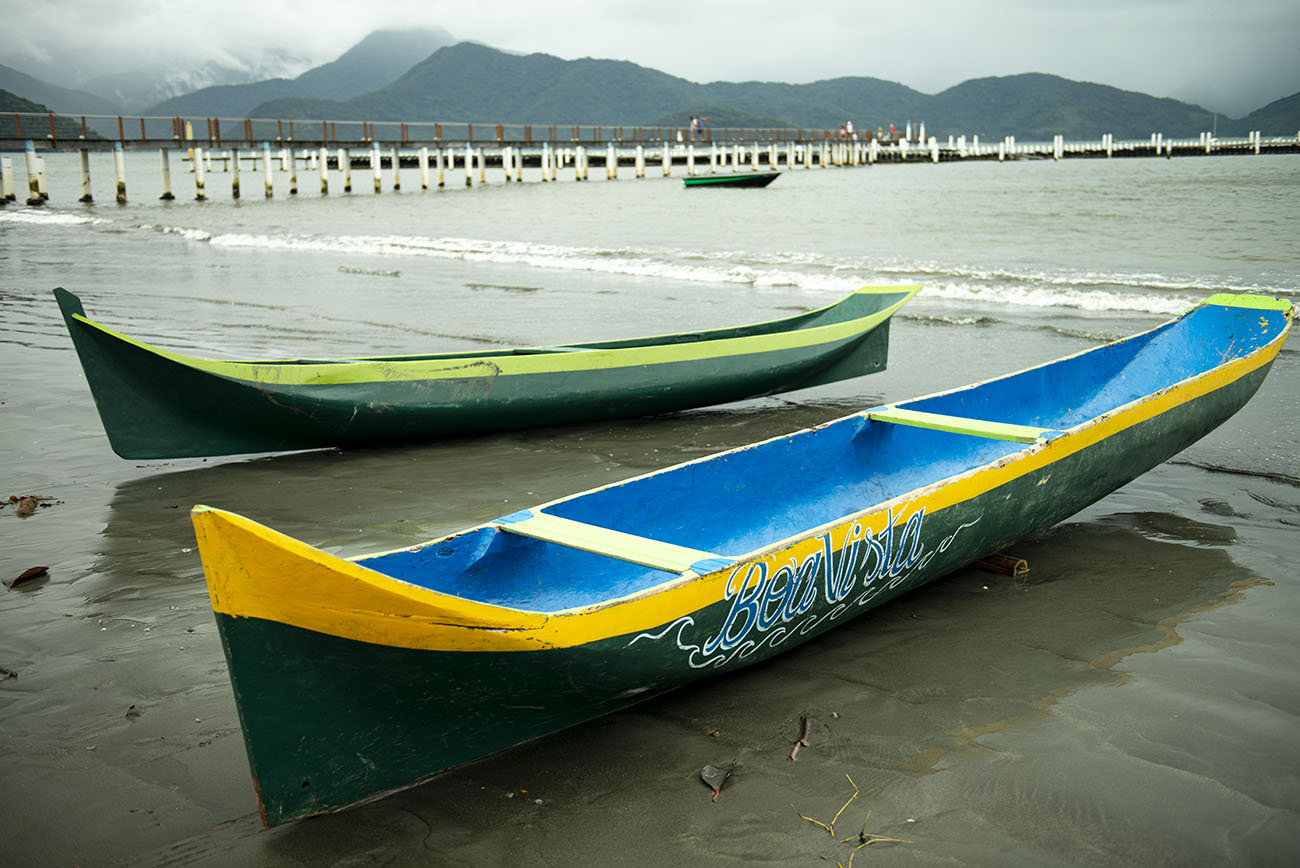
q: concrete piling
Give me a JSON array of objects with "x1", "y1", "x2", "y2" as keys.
[
  {"x1": 288, "y1": 150, "x2": 298, "y2": 195},
  {"x1": 339, "y1": 148, "x2": 352, "y2": 192},
  {"x1": 25, "y1": 142, "x2": 43, "y2": 205},
  {"x1": 78, "y1": 149, "x2": 93, "y2": 202},
  {"x1": 113, "y1": 142, "x2": 127, "y2": 204},
  {"x1": 1, "y1": 156, "x2": 13, "y2": 201},
  {"x1": 193, "y1": 146, "x2": 206, "y2": 200},
  {"x1": 391, "y1": 146, "x2": 401, "y2": 191},
  {"x1": 231, "y1": 148, "x2": 241, "y2": 199},
  {"x1": 372, "y1": 144, "x2": 383, "y2": 193},
  {"x1": 262, "y1": 143, "x2": 273, "y2": 198},
  {"x1": 158, "y1": 148, "x2": 174, "y2": 200}
]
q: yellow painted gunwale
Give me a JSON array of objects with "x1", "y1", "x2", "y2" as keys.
[
  {"x1": 78, "y1": 286, "x2": 918, "y2": 386},
  {"x1": 195, "y1": 299, "x2": 1291, "y2": 654}
]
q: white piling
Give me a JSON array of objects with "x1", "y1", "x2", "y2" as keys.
[
  {"x1": 231, "y1": 148, "x2": 241, "y2": 199},
  {"x1": 373, "y1": 144, "x2": 383, "y2": 193},
  {"x1": 710, "y1": 143, "x2": 718, "y2": 173},
  {"x1": 786, "y1": 142, "x2": 794, "y2": 170},
  {"x1": 930, "y1": 136, "x2": 939, "y2": 163},
  {"x1": 24, "y1": 142, "x2": 42, "y2": 205},
  {"x1": 338, "y1": 148, "x2": 351, "y2": 192},
  {"x1": 477, "y1": 148, "x2": 486, "y2": 184},
  {"x1": 35, "y1": 156, "x2": 48, "y2": 200},
  {"x1": 419, "y1": 146, "x2": 429, "y2": 190},
  {"x1": 113, "y1": 142, "x2": 127, "y2": 204},
  {"x1": 465, "y1": 144, "x2": 473, "y2": 186},
  {"x1": 262, "y1": 143, "x2": 273, "y2": 198},
  {"x1": 821, "y1": 141, "x2": 829, "y2": 168},
  {"x1": 288, "y1": 151, "x2": 298, "y2": 195},
  {"x1": 662, "y1": 144, "x2": 670, "y2": 176},
  {"x1": 193, "y1": 146, "x2": 206, "y2": 200},
  {"x1": 318, "y1": 147, "x2": 328, "y2": 195},
  {"x1": 635, "y1": 144, "x2": 645, "y2": 178},
  {"x1": 1253, "y1": 130, "x2": 1261, "y2": 154},
  {"x1": 391, "y1": 147, "x2": 401, "y2": 191},
  {"x1": 77, "y1": 149, "x2": 93, "y2": 202},
  {"x1": 0, "y1": 156, "x2": 13, "y2": 201},
  {"x1": 280, "y1": 148, "x2": 289, "y2": 172},
  {"x1": 437, "y1": 148, "x2": 446, "y2": 187},
  {"x1": 687, "y1": 144, "x2": 695, "y2": 175},
  {"x1": 606, "y1": 142, "x2": 616, "y2": 179}
]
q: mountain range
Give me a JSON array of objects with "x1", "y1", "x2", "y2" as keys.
[{"x1": 3, "y1": 31, "x2": 1296, "y2": 140}]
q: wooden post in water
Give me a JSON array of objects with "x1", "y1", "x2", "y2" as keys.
[
  {"x1": 78, "y1": 149, "x2": 93, "y2": 202},
  {"x1": 193, "y1": 146, "x2": 206, "y2": 200},
  {"x1": 231, "y1": 148, "x2": 241, "y2": 198},
  {"x1": 476, "y1": 148, "x2": 486, "y2": 184},
  {"x1": 113, "y1": 142, "x2": 127, "y2": 203},
  {"x1": 262, "y1": 143, "x2": 273, "y2": 198},
  {"x1": 687, "y1": 144, "x2": 695, "y2": 175},
  {"x1": 285, "y1": 150, "x2": 296, "y2": 195},
  {"x1": 436, "y1": 148, "x2": 446, "y2": 187},
  {"x1": 662, "y1": 143, "x2": 670, "y2": 176},
  {"x1": 317, "y1": 147, "x2": 327, "y2": 194},
  {"x1": 391, "y1": 146, "x2": 401, "y2": 191},
  {"x1": 24, "y1": 142, "x2": 42, "y2": 205},
  {"x1": 372, "y1": 144, "x2": 382, "y2": 193},
  {"x1": 339, "y1": 148, "x2": 352, "y2": 192},
  {"x1": 635, "y1": 144, "x2": 645, "y2": 178},
  {"x1": 464, "y1": 144, "x2": 473, "y2": 186},
  {"x1": 502, "y1": 146, "x2": 513, "y2": 182},
  {"x1": 540, "y1": 143, "x2": 550, "y2": 182},
  {"x1": 419, "y1": 146, "x2": 429, "y2": 190},
  {"x1": 606, "y1": 142, "x2": 616, "y2": 179}
]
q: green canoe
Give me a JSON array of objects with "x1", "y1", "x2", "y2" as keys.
[
  {"x1": 683, "y1": 171, "x2": 780, "y2": 188},
  {"x1": 54, "y1": 285, "x2": 917, "y2": 459}
]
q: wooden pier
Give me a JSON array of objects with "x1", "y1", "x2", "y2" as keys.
[{"x1": 1, "y1": 111, "x2": 1296, "y2": 205}]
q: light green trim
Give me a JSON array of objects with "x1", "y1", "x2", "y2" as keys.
[
  {"x1": 867, "y1": 406, "x2": 1054, "y2": 443},
  {"x1": 70, "y1": 285, "x2": 919, "y2": 387},
  {"x1": 1201, "y1": 293, "x2": 1292, "y2": 313},
  {"x1": 493, "y1": 512, "x2": 721, "y2": 574}
]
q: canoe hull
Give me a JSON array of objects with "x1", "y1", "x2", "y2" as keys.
[
  {"x1": 55, "y1": 286, "x2": 912, "y2": 458},
  {"x1": 683, "y1": 172, "x2": 780, "y2": 188},
  {"x1": 209, "y1": 350, "x2": 1279, "y2": 825}
]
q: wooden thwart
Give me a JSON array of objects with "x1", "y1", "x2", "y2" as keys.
[
  {"x1": 867, "y1": 406, "x2": 1058, "y2": 443},
  {"x1": 494, "y1": 510, "x2": 731, "y2": 575}
]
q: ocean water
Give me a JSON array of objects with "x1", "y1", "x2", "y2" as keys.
[{"x1": 1, "y1": 152, "x2": 1297, "y2": 867}]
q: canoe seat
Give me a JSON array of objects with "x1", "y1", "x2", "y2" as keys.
[
  {"x1": 493, "y1": 509, "x2": 734, "y2": 575},
  {"x1": 866, "y1": 406, "x2": 1061, "y2": 444}
]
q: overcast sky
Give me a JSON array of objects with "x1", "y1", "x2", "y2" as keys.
[{"x1": 5, "y1": 0, "x2": 1298, "y2": 116}]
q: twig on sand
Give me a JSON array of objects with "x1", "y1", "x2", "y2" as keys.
[
  {"x1": 798, "y1": 774, "x2": 912, "y2": 859},
  {"x1": 788, "y1": 713, "x2": 811, "y2": 760}
]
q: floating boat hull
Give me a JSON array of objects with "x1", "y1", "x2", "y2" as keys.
[
  {"x1": 683, "y1": 171, "x2": 780, "y2": 188},
  {"x1": 54, "y1": 285, "x2": 915, "y2": 458},
  {"x1": 192, "y1": 293, "x2": 1292, "y2": 826}
]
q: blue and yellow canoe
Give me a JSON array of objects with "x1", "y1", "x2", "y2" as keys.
[
  {"x1": 192, "y1": 293, "x2": 1292, "y2": 827},
  {"x1": 54, "y1": 285, "x2": 915, "y2": 459}
]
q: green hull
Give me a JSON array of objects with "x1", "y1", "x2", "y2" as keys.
[
  {"x1": 54, "y1": 286, "x2": 913, "y2": 458},
  {"x1": 215, "y1": 361, "x2": 1274, "y2": 826},
  {"x1": 683, "y1": 172, "x2": 780, "y2": 188}
]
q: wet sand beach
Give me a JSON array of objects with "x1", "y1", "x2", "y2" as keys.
[{"x1": 1, "y1": 155, "x2": 1297, "y2": 866}]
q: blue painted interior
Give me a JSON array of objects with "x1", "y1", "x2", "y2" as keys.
[{"x1": 357, "y1": 303, "x2": 1287, "y2": 613}]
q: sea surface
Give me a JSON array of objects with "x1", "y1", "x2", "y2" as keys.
[{"x1": 1, "y1": 152, "x2": 1298, "y2": 868}]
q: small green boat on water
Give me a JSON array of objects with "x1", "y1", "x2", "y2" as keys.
[
  {"x1": 54, "y1": 285, "x2": 917, "y2": 459},
  {"x1": 192, "y1": 293, "x2": 1291, "y2": 827},
  {"x1": 683, "y1": 171, "x2": 780, "y2": 188}
]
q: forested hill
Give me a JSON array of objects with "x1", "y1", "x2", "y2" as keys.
[{"x1": 250, "y1": 43, "x2": 1297, "y2": 139}]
